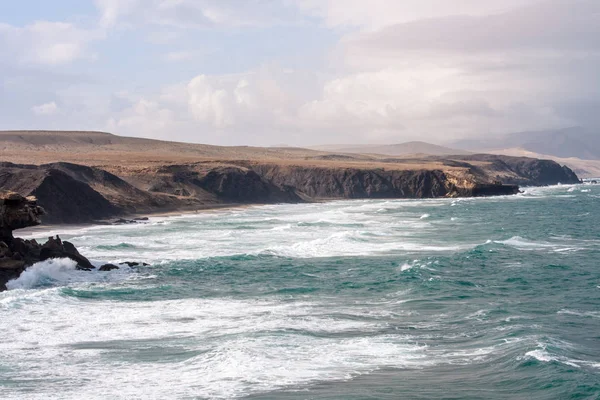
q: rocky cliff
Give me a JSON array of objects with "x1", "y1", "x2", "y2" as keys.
[
  {"x1": 0, "y1": 192, "x2": 145, "y2": 291},
  {"x1": 452, "y1": 154, "x2": 581, "y2": 186},
  {"x1": 1, "y1": 192, "x2": 45, "y2": 290},
  {"x1": 0, "y1": 155, "x2": 580, "y2": 225}
]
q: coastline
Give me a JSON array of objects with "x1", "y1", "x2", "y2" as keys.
[
  {"x1": 14, "y1": 203, "x2": 259, "y2": 236},
  {"x1": 12, "y1": 180, "x2": 591, "y2": 235},
  {"x1": 10, "y1": 189, "x2": 532, "y2": 235}
]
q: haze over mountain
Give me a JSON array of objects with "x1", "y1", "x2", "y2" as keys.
[
  {"x1": 454, "y1": 127, "x2": 600, "y2": 160},
  {"x1": 310, "y1": 141, "x2": 470, "y2": 157},
  {"x1": 450, "y1": 127, "x2": 600, "y2": 177}
]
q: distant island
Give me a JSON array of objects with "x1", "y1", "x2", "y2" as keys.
[{"x1": 0, "y1": 130, "x2": 581, "y2": 225}]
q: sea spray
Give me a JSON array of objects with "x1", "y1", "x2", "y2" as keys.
[{"x1": 2, "y1": 184, "x2": 599, "y2": 399}]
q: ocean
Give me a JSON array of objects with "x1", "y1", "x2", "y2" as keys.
[{"x1": 1, "y1": 183, "x2": 599, "y2": 399}]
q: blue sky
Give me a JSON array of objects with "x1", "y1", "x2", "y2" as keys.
[{"x1": 0, "y1": 0, "x2": 598, "y2": 145}]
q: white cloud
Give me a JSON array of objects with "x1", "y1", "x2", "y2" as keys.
[
  {"x1": 107, "y1": 98, "x2": 179, "y2": 139},
  {"x1": 187, "y1": 68, "x2": 307, "y2": 131},
  {"x1": 95, "y1": 0, "x2": 140, "y2": 28},
  {"x1": 95, "y1": 0, "x2": 302, "y2": 29},
  {"x1": 0, "y1": 21, "x2": 102, "y2": 66},
  {"x1": 32, "y1": 101, "x2": 59, "y2": 116},
  {"x1": 347, "y1": 0, "x2": 600, "y2": 52},
  {"x1": 4, "y1": 0, "x2": 597, "y2": 146},
  {"x1": 164, "y1": 51, "x2": 194, "y2": 62},
  {"x1": 295, "y1": 0, "x2": 539, "y2": 30}
]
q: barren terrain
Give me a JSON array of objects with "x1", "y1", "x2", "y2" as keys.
[{"x1": 0, "y1": 130, "x2": 581, "y2": 224}]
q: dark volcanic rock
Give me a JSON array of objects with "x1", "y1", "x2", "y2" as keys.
[
  {"x1": 99, "y1": 264, "x2": 119, "y2": 271},
  {"x1": 471, "y1": 183, "x2": 520, "y2": 196},
  {"x1": 0, "y1": 257, "x2": 26, "y2": 291},
  {"x1": 0, "y1": 192, "x2": 45, "y2": 243},
  {"x1": 119, "y1": 261, "x2": 149, "y2": 267},
  {"x1": 120, "y1": 261, "x2": 139, "y2": 267},
  {"x1": 39, "y1": 236, "x2": 95, "y2": 270},
  {"x1": 456, "y1": 155, "x2": 581, "y2": 186},
  {"x1": 198, "y1": 166, "x2": 302, "y2": 203},
  {"x1": 1, "y1": 234, "x2": 96, "y2": 290},
  {"x1": 31, "y1": 169, "x2": 121, "y2": 224},
  {"x1": 0, "y1": 163, "x2": 121, "y2": 224},
  {"x1": 1, "y1": 192, "x2": 45, "y2": 289},
  {"x1": 0, "y1": 154, "x2": 582, "y2": 227},
  {"x1": 253, "y1": 165, "x2": 455, "y2": 199},
  {"x1": 113, "y1": 218, "x2": 135, "y2": 224},
  {"x1": 113, "y1": 217, "x2": 149, "y2": 224}
]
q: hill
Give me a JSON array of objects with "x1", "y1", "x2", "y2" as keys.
[
  {"x1": 454, "y1": 127, "x2": 600, "y2": 159},
  {"x1": 311, "y1": 141, "x2": 470, "y2": 157},
  {"x1": 453, "y1": 127, "x2": 600, "y2": 177},
  {"x1": 0, "y1": 130, "x2": 580, "y2": 224}
]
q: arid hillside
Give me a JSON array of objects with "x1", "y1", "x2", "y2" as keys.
[{"x1": 0, "y1": 130, "x2": 581, "y2": 224}]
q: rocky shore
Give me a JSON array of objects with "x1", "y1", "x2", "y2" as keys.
[
  {"x1": 0, "y1": 151, "x2": 583, "y2": 290},
  {"x1": 0, "y1": 155, "x2": 580, "y2": 225},
  {"x1": 0, "y1": 130, "x2": 584, "y2": 289},
  {"x1": 0, "y1": 192, "x2": 142, "y2": 291}
]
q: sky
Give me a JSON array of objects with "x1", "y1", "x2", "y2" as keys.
[{"x1": 0, "y1": 0, "x2": 598, "y2": 146}]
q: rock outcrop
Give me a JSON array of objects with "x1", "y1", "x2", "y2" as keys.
[
  {"x1": 1, "y1": 192, "x2": 44, "y2": 244},
  {"x1": 452, "y1": 155, "x2": 581, "y2": 186},
  {"x1": 252, "y1": 164, "x2": 519, "y2": 199},
  {"x1": 0, "y1": 192, "x2": 103, "y2": 290},
  {"x1": 0, "y1": 192, "x2": 148, "y2": 290},
  {"x1": 0, "y1": 155, "x2": 579, "y2": 225},
  {"x1": 1, "y1": 192, "x2": 45, "y2": 290}
]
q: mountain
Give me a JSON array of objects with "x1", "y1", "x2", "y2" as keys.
[
  {"x1": 453, "y1": 127, "x2": 600, "y2": 177},
  {"x1": 454, "y1": 127, "x2": 600, "y2": 160},
  {"x1": 310, "y1": 141, "x2": 470, "y2": 157},
  {"x1": 0, "y1": 130, "x2": 580, "y2": 224}
]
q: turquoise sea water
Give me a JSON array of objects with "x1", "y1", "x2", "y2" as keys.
[{"x1": 1, "y1": 183, "x2": 599, "y2": 399}]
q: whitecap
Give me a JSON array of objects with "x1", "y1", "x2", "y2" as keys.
[
  {"x1": 557, "y1": 309, "x2": 600, "y2": 319},
  {"x1": 5, "y1": 258, "x2": 133, "y2": 291},
  {"x1": 398, "y1": 263, "x2": 413, "y2": 272}
]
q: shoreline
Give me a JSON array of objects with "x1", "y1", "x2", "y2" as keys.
[
  {"x1": 14, "y1": 181, "x2": 590, "y2": 235},
  {"x1": 14, "y1": 203, "x2": 260, "y2": 237},
  {"x1": 15, "y1": 197, "x2": 359, "y2": 235}
]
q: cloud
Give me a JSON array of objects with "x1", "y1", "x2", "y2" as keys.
[
  {"x1": 348, "y1": 0, "x2": 600, "y2": 52},
  {"x1": 107, "y1": 98, "x2": 180, "y2": 139},
  {"x1": 32, "y1": 101, "x2": 59, "y2": 116},
  {"x1": 95, "y1": 0, "x2": 304, "y2": 29},
  {"x1": 163, "y1": 51, "x2": 194, "y2": 62},
  {"x1": 295, "y1": 0, "x2": 539, "y2": 30},
  {"x1": 3, "y1": 0, "x2": 599, "y2": 146},
  {"x1": 0, "y1": 21, "x2": 102, "y2": 66},
  {"x1": 186, "y1": 68, "x2": 312, "y2": 131}
]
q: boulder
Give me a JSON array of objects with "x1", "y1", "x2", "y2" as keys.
[
  {"x1": 119, "y1": 261, "x2": 149, "y2": 267},
  {"x1": 99, "y1": 264, "x2": 119, "y2": 271},
  {"x1": 120, "y1": 261, "x2": 139, "y2": 267},
  {"x1": 0, "y1": 259, "x2": 25, "y2": 270},
  {"x1": 0, "y1": 259, "x2": 26, "y2": 291},
  {"x1": 39, "y1": 235, "x2": 95, "y2": 271},
  {"x1": 0, "y1": 192, "x2": 45, "y2": 243},
  {"x1": 0, "y1": 241, "x2": 11, "y2": 258}
]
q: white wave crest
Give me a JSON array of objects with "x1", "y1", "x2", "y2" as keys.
[
  {"x1": 6, "y1": 258, "x2": 79, "y2": 290},
  {"x1": 5, "y1": 258, "x2": 132, "y2": 290},
  {"x1": 557, "y1": 309, "x2": 600, "y2": 319}
]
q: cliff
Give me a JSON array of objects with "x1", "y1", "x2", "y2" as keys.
[
  {"x1": 0, "y1": 192, "x2": 45, "y2": 243},
  {"x1": 1, "y1": 192, "x2": 44, "y2": 290},
  {"x1": 0, "y1": 192, "x2": 141, "y2": 291},
  {"x1": 0, "y1": 154, "x2": 579, "y2": 225},
  {"x1": 452, "y1": 154, "x2": 581, "y2": 186}
]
